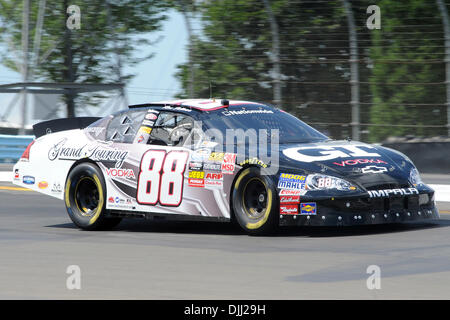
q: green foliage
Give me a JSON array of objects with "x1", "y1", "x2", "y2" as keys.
[
  {"x1": 368, "y1": 0, "x2": 447, "y2": 141},
  {"x1": 0, "y1": 0, "x2": 168, "y2": 116},
  {"x1": 174, "y1": 0, "x2": 353, "y2": 138}
]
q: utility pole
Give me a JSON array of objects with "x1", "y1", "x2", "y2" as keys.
[
  {"x1": 437, "y1": 0, "x2": 450, "y2": 137},
  {"x1": 106, "y1": 1, "x2": 128, "y2": 110},
  {"x1": 31, "y1": 0, "x2": 46, "y2": 80},
  {"x1": 263, "y1": 0, "x2": 282, "y2": 105},
  {"x1": 180, "y1": 0, "x2": 194, "y2": 98},
  {"x1": 20, "y1": 0, "x2": 30, "y2": 135},
  {"x1": 342, "y1": 0, "x2": 360, "y2": 141}
]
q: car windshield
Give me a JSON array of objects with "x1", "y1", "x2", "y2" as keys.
[{"x1": 202, "y1": 105, "x2": 329, "y2": 144}]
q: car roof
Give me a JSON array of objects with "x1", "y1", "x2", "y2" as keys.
[{"x1": 129, "y1": 99, "x2": 270, "y2": 113}]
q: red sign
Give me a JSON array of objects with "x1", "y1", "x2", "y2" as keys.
[
  {"x1": 279, "y1": 189, "x2": 303, "y2": 196},
  {"x1": 333, "y1": 159, "x2": 387, "y2": 167},
  {"x1": 106, "y1": 168, "x2": 135, "y2": 179},
  {"x1": 280, "y1": 204, "x2": 298, "y2": 215},
  {"x1": 188, "y1": 178, "x2": 204, "y2": 187},
  {"x1": 280, "y1": 195, "x2": 300, "y2": 204}
]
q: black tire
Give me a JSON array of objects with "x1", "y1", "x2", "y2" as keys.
[
  {"x1": 232, "y1": 167, "x2": 278, "y2": 235},
  {"x1": 64, "y1": 162, "x2": 121, "y2": 230}
]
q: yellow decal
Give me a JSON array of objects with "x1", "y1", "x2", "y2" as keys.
[
  {"x1": 139, "y1": 126, "x2": 152, "y2": 134},
  {"x1": 188, "y1": 171, "x2": 205, "y2": 179},
  {"x1": 208, "y1": 152, "x2": 224, "y2": 162}
]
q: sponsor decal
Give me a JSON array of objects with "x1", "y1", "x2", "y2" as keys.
[
  {"x1": 238, "y1": 157, "x2": 268, "y2": 168},
  {"x1": 222, "y1": 109, "x2": 274, "y2": 116},
  {"x1": 137, "y1": 135, "x2": 145, "y2": 143},
  {"x1": 205, "y1": 172, "x2": 223, "y2": 187},
  {"x1": 280, "y1": 204, "x2": 298, "y2": 215},
  {"x1": 188, "y1": 178, "x2": 204, "y2": 187},
  {"x1": 203, "y1": 162, "x2": 221, "y2": 171},
  {"x1": 277, "y1": 173, "x2": 306, "y2": 190},
  {"x1": 333, "y1": 158, "x2": 388, "y2": 167},
  {"x1": 51, "y1": 183, "x2": 63, "y2": 194},
  {"x1": 280, "y1": 195, "x2": 300, "y2": 204},
  {"x1": 48, "y1": 138, "x2": 129, "y2": 168},
  {"x1": 283, "y1": 145, "x2": 381, "y2": 163},
  {"x1": 23, "y1": 176, "x2": 35, "y2": 185},
  {"x1": 221, "y1": 153, "x2": 237, "y2": 174},
  {"x1": 108, "y1": 197, "x2": 134, "y2": 209},
  {"x1": 106, "y1": 168, "x2": 136, "y2": 179},
  {"x1": 188, "y1": 171, "x2": 205, "y2": 179},
  {"x1": 138, "y1": 126, "x2": 152, "y2": 134},
  {"x1": 38, "y1": 181, "x2": 48, "y2": 189},
  {"x1": 208, "y1": 152, "x2": 225, "y2": 162},
  {"x1": 361, "y1": 166, "x2": 388, "y2": 174},
  {"x1": 142, "y1": 120, "x2": 155, "y2": 127},
  {"x1": 189, "y1": 161, "x2": 203, "y2": 171},
  {"x1": 14, "y1": 169, "x2": 19, "y2": 180},
  {"x1": 191, "y1": 149, "x2": 211, "y2": 161},
  {"x1": 145, "y1": 113, "x2": 158, "y2": 120},
  {"x1": 300, "y1": 202, "x2": 317, "y2": 215},
  {"x1": 279, "y1": 189, "x2": 306, "y2": 196},
  {"x1": 368, "y1": 188, "x2": 419, "y2": 198},
  {"x1": 163, "y1": 105, "x2": 192, "y2": 112}
]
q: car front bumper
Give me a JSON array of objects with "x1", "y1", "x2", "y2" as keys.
[{"x1": 279, "y1": 192, "x2": 439, "y2": 227}]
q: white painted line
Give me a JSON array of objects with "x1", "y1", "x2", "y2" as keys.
[
  {"x1": 429, "y1": 184, "x2": 450, "y2": 202},
  {"x1": 0, "y1": 171, "x2": 12, "y2": 182}
]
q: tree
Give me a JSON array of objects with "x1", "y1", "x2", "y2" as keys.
[
  {"x1": 0, "y1": 0, "x2": 168, "y2": 117},
  {"x1": 174, "y1": 0, "x2": 353, "y2": 138},
  {"x1": 368, "y1": 0, "x2": 447, "y2": 141}
]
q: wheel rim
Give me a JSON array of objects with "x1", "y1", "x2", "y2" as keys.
[
  {"x1": 242, "y1": 177, "x2": 268, "y2": 220},
  {"x1": 74, "y1": 176, "x2": 100, "y2": 217}
]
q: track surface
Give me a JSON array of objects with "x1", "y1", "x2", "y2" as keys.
[{"x1": 0, "y1": 168, "x2": 450, "y2": 299}]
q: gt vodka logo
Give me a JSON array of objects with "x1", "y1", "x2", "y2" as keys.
[
  {"x1": 368, "y1": 188, "x2": 419, "y2": 198},
  {"x1": 283, "y1": 145, "x2": 381, "y2": 163}
]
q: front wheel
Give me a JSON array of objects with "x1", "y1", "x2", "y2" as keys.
[
  {"x1": 232, "y1": 167, "x2": 278, "y2": 235},
  {"x1": 65, "y1": 162, "x2": 121, "y2": 230}
]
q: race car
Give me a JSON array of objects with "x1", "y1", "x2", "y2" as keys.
[{"x1": 12, "y1": 99, "x2": 439, "y2": 235}]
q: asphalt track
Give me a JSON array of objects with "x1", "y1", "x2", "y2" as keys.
[{"x1": 0, "y1": 163, "x2": 450, "y2": 299}]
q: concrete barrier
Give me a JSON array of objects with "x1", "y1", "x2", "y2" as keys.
[
  {"x1": 382, "y1": 140, "x2": 450, "y2": 174},
  {"x1": 0, "y1": 135, "x2": 34, "y2": 163}
]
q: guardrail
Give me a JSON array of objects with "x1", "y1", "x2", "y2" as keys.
[{"x1": 0, "y1": 135, "x2": 34, "y2": 163}]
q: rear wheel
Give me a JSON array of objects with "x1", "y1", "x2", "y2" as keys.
[
  {"x1": 65, "y1": 162, "x2": 121, "y2": 230},
  {"x1": 232, "y1": 167, "x2": 278, "y2": 235}
]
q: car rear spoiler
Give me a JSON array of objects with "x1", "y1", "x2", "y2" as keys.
[{"x1": 33, "y1": 117, "x2": 101, "y2": 138}]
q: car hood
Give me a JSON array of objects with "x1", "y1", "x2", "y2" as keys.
[{"x1": 275, "y1": 140, "x2": 415, "y2": 189}]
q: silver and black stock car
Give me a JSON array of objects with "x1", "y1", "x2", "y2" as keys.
[{"x1": 13, "y1": 99, "x2": 439, "y2": 235}]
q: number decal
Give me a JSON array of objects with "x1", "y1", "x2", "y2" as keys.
[{"x1": 137, "y1": 150, "x2": 189, "y2": 207}]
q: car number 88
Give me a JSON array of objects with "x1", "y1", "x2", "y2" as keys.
[{"x1": 136, "y1": 150, "x2": 189, "y2": 206}]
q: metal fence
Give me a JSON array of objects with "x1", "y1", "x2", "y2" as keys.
[{"x1": 0, "y1": 134, "x2": 34, "y2": 163}]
